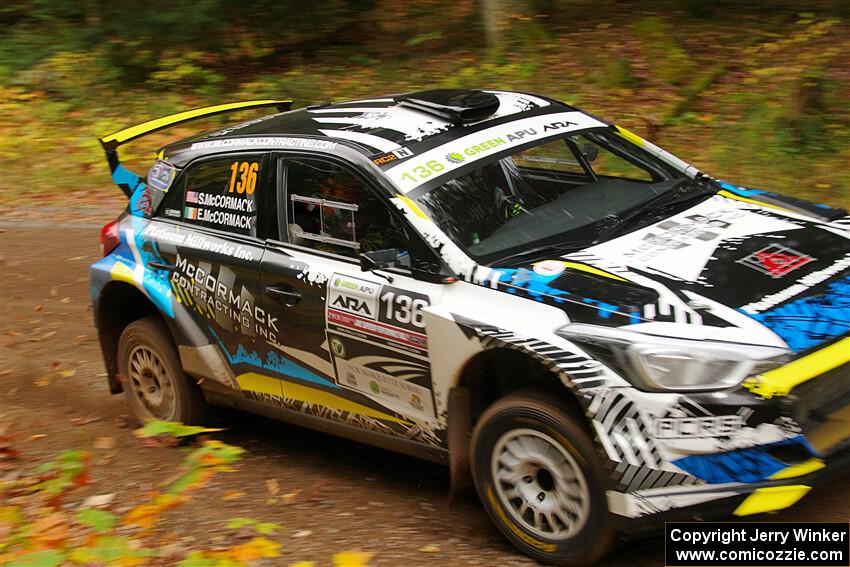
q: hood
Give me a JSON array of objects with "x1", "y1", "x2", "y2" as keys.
[{"x1": 491, "y1": 194, "x2": 850, "y2": 352}]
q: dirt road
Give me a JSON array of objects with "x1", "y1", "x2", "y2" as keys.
[{"x1": 1, "y1": 214, "x2": 847, "y2": 566}]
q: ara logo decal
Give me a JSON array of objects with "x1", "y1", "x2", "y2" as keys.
[
  {"x1": 331, "y1": 295, "x2": 373, "y2": 316},
  {"x1": 446, "y1": 152, "x2": 465, "y2": 164},
  {"x1": 737, "y1": 245, "x2": 815, "y2": 278}
]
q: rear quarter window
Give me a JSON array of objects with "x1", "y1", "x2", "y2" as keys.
[{"x1": 180, "y1": 155, "x2": 265, "y2": 236}]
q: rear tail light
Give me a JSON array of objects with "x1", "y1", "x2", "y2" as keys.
[{"x1": 101, "y1": 219, "x2": 121, "y2": 256}]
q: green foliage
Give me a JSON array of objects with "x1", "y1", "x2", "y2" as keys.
[
  {"x1": 226, "y1": 517, "x2": 281, "y2": 535},
  {"x1": 0, "y1": 2, "x2": 846, "y2": 208},
  {"x1": 0, "y1": 424, "x2": 286, "y2": 566},
  {"x1": 31, "y1": 450, "x2": 89, "y2": 495},
  {"x1": 75, "y1": 509, "x2": 118, "y2": 533},
  {"x1": 149, "y1": 52, "x2": 225, "y2": 97},
  {"x1": 633, "y1": 16, "x2": 697, "y2": 87},
  {"x1": 6, "y1": 550, "x2": 65, "y2": 567},
  {"x1": 135, "y1": 420, "x2": 223, "y2": 438}
]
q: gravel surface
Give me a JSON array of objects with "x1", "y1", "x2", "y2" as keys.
[{"x1": 1, "y1": 219, "x2": 847, "y2": 566}]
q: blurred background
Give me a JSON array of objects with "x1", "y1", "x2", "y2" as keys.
[
  {"x1": 0, "y1": 3, "x2": 848, "y2": 566},
  {"x1": 1, "y1": 0, "x2": 848, "y2": 207}
]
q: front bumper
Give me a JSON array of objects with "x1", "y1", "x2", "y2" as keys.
[
  {"x1": 615, "y1": 440, "x2": 850, "y2": 534},
  {"x1": 609, "y1": 337, "x2": 850, "y2": 533}
]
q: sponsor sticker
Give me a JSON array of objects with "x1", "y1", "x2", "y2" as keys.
[
  {"x1": 384, "y1": 111, "x2": 607, "y2": 192},
  {"x1": 335, "y1": 358, "x2": 435, "y2": 420},
  {"x1": 655, "y1": 415, "x2": 744, "y2": 439},
  {"x1": 147, "y1": 160, "x2": 176, "y2": 191},
  {"x1": 532, "y1": 260, "x2": 566, "y2": 277},
  {"x1": 327, "y1": 274, "x2": 381, "y2": 319},
  {"x1": 190, "y1": 137, "x2": 337, "y2": 151},
  {"x1": 737, "y1": 244, "x2": 815, "y2": 279},
  {"x1": 372, "y1": 147, "x2": 415, "y2": 166}
]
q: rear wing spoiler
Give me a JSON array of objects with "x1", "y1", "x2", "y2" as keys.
[{"x1": 98, "y1": 99, "x2": 292, "y2": 196}]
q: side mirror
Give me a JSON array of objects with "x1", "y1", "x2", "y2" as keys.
[
  {"x1": 360, "y1": 248, "x2": 403, "y2": 272},
  {"x1": 581, "y1": 144, "x2": 599, "y2": 163}
]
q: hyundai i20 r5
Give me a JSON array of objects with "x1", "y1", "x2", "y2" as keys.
[{"x1": 91, "y1": 90, "x2": 850, "y2": 565}]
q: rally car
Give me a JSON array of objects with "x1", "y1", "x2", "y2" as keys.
[{"x1": 91, "y1": 89, "x2": 850, "y2": 565}]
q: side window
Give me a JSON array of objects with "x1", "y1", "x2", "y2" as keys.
[
  {"x1": 282, "y1": 158, "x2": 409, "y2": 260},
  {"x1": 181, "y1": 155, "x2": 264, "y2": 236}
]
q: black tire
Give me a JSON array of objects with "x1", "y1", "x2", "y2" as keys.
[
  {"x1": 117, "y1": 316, "x2": 208, "y2": 425},
  {"x1": 470, "y1": 390, "x2": 614, "y2": 566}
]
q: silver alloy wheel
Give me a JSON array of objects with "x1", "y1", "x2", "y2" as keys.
[
  {"x1": 127, "y1": 344, "x2": 175, "y2": 419},
  {"x1": 491, "y1": 428, "x2": 591, "y2": 541}
]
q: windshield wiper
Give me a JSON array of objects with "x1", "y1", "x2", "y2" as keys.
[
  {"x1": 591, "y1": 181, "x2": 718, "y2": 245},
  {"x1": 493, "y1": 240, "x2": 588, "y2": 267}
]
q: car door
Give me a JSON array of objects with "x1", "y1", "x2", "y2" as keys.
[
  {"x1": 147, "y1": 152, "x2": 272, "y2": 367},
  {"x1": 257, "y1": 154, "x2": 446, "y2": 444}
]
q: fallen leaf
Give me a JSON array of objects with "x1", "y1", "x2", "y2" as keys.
[
  {"x1": 33, "y1": 304, "x2": 44, "y2": 312},
  {"x1": 94, "y1": 436, "x2": 115, "y2": 450},
  {"x1": 0, "y1": 370, "x2": 12, "y2": 376},
  {"x1": 28, "y1": 434, "x2": 47, "y2": 441},
  {"x1": 72, "y1": 416, "x2": 103, "y2": 426},
  {"x1": 419, "y1": 545, "x2": 440, "y2": 553},
  {"x1": 332, "y1": 551, "x2": 373, "y2": 567},
  {"x1": 266, "y1": 478, "x2": 280, "y2": 496},
  {"x1": 58, "y1": 369, "x2": 76, "y2": 378},
  {"x1": 82, "y1": 493, "x2": 116, "y2": 508},
  {"x1": 31, "y1": 512, "x2": 68, "y2": 547},
  {"x1": 60, "y1": 297, "x2": 71, "y2": 304},
  {"x1": 293, "y1": 530, "x2": 312, "y2": 538},
  {"x1": 280, "y1": 490, "x2": 301, "y2": 504},
  {"x1": 49, "y1": 288, "x2": 59, "y2": 296},
  {"x1": 34, "y1": 375, "x2": 52, "y2": 387},
  {"x1": 223, "y1": 490, "x2": 245, "y2": 501}
]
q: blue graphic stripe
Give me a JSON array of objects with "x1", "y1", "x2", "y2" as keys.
[
  {"x1": 209, "y1": 329, "x2": 337, "y2": 388},
  {"x1": 745, "y1": 276, "x2": 850, "y2": 352},
  {"x1": 672, "y1": 436, "x2": 814, "y2": 484}
]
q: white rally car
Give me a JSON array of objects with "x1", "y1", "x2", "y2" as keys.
[{"x1": 91, "y1": 90, "x2": 850, "y2": 565}]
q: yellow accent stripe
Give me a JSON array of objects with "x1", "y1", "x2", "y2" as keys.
[
  {"x1": 236, "y1": 373, "x2": 411, "y2": 425},
  {"x1": 718, "y1": 189, "x2": 791, "y2": 212},
  {"x1": 535, "y1": 260, "x2": 627, "y2": 282},
  {"x1": 236, "y1": 373, "x2": 282, "y2": 397},
  {"x1": 396, "y1": 194, "x2": 429, "y2": 219},
  {"x1": 100, "y1": 100, "x2": 291, "y2": 146},
  {"x1": 733, "y1": 485, "x2": 811, "y2": 516},
  {"x1": 110, "y1": 261, "x2": 135, "y2": 284},
  {"x1": 615, "y1": 125, "x2": 647, "y2": 148},
  {"x1": 744, "y1": 337, "x2": 850, "y2": 398},
  {"x1": 769, "y1": 458, "x2": 825, "y2": 480}
]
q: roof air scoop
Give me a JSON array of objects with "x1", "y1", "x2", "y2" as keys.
[{"x1": 395, "y1": 89, "x2": 500, "y2": 123}]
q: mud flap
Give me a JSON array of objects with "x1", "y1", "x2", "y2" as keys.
[{"x1": 447, "y1": 386, "x2": 473, "y2": 505}]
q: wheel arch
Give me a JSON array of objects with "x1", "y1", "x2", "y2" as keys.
[
  {"x1": 95, "y1": 281, "x2": 174, "y2": 394},
  {"x1": 446, "y1": 344, "x2": 597, "y2": 502}
]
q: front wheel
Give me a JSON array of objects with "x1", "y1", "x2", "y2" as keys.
[
  {"x1": 470, "y1": 391, "x2": 614, "y2": 566},
  {"x1": 117, "y1": 316, "x2": 208, "y2": 425}
]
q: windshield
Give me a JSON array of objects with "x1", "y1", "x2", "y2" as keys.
[{"x1": 415, "y1": 128, "x2": 706, "y2": 265}]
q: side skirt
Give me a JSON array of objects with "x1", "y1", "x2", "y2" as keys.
[{"x1": 203, "y1": 387, "x2": 450, "y2": 465}]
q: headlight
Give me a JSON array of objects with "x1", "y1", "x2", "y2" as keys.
[{"x1": 557, "y1": 324, "x2": 789, "y2": 392}]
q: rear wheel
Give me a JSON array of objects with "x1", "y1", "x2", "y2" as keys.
[
  {"x1": 117, "y1": 317, "x2": 208, "y2": 424},
  {"x1": 470, "y1": 391, "x2": 614, "y2": 566}
]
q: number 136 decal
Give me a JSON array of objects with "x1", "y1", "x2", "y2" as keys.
[{"x1": 379, "y1": 288, "x2": 429, "y2": 332}]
